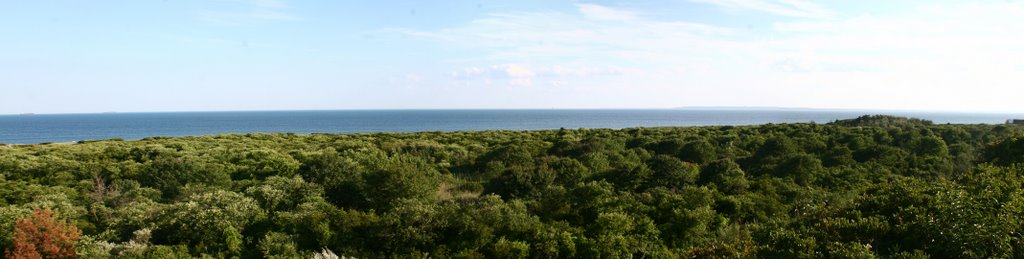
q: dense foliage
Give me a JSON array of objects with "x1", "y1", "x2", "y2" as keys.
[{"x1": 2, "y1": 115, "x2": 1024, "y2": 258}]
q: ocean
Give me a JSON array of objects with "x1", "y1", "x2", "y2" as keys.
[{"x1": 0, "y1": 109, "x2": 1020, "y2": 144}]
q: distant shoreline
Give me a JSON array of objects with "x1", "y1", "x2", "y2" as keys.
[
  {"x1": 2, "y1": 120, "x2": 1020, "y2": 146},
  {"x1": 1, "y1": 110, "x2": 1021, "y2": 145},
  {"x1": 4, "y1": 107, "x2": 1024, "y2": 116}
]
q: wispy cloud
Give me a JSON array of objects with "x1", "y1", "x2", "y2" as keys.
[
  {"x1": 227, "y1": 0, "x2": 288, "y2": 8},
  {"x1": 450, "y1": 64, "x2": 627, "y2": 86},
  {"x1": 577, "y1": 4, "x2": 637, "y2": 21},
  {"x1": 382, "y1": 4, "x2": 736, "y2": 87},
  {"x1": 687, "y1": 0, "x2": 832, "y2": 18},
  {"x1": 386, "y1": 4, "x2": 733, "y2": 63},
  {"x1": 459, "y1": 64, "x2": 535, "y2": 86},
  {"x1": 389, "y1": 2, "x2": 1024, "y2": 111},
  {"x1": 198, "y1": 0, "x2": 302, "y2": 26}
]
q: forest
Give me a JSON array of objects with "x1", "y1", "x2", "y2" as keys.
[{"x1": 2, "y1": 115, "x2": 1024, "y2": 258}]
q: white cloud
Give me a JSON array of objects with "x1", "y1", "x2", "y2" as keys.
[
  {"x1": 388, "y1": 4, "x2": 733, "y2": 65},
  {"x1": 450, "y1": 64, "x2": 628, "y2": 86},
  {"x1": 394, "y1": 2, "x2": 1024, "y2": 112},
  {"x1": 577, "y1": 4, "x2": 637, "y2": 21},
  {"x1": 744, "y1": 2, "x2": 1024, "y2": 111},
  {"x1": 452, "y1": 64, "x2": 533, "y2": 80},
  {"x1": 540, "y1": 66, "x2": 627, "y2": 77},
  {"x1": 452, "y1": 64, "x2": 626, "y2": 78},
  {"x1": 199, "y1": 0, "x2": 301, "y2": 26},
  {"x1": 687, "y1": 0, "x2": 831, "y2": 18},
  {"x1": 217, "y1": 0, "x2": 289, "y2": 8},
  {"x1": 503, "y1": 64, "x2": 535, "y2": 78}
]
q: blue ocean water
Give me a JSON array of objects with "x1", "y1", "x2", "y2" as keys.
[{"x1": 0, "y1": 109, "x2": 1020, "y2": 144}]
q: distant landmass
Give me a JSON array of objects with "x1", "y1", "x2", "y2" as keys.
[
  {"x1": 674, "y1": 106, "x2": 820, "y2": 110},
  {"x1": 1, "y1": 109, "x2": 1022, "y2": 144},
  {"x1": 672, "y1": 106, "x2": 1016, "y2": 114}
]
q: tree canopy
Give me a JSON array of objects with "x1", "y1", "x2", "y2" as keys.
[{"x1": 1, "y1": 117, "x2": 1023, "y2": 258}]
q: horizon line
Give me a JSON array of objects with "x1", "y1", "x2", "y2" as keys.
[{"x1": 4, "y1": 106, "x2": 1024, "y2": 116}]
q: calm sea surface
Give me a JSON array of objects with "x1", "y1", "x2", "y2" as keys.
[{"x1": 0, "y1": 109, "x2": 1020, "y2": 144}]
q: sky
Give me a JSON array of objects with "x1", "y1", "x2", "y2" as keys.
[{"x1": 2, "y1": 0, "x2": 1024, "y2": 114}]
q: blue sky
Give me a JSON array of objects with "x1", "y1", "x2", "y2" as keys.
[{"x1": 2, "y1": 0, "x2": 1024, "y2": 114}]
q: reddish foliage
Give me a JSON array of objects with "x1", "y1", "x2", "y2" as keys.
[{"x1": 4, "y1": 208, "x2": 80, "y2": 259}]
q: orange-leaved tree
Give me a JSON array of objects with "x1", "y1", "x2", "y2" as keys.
[{"x1": 4, "y1": 208, "x2": 80, "y2": 259}]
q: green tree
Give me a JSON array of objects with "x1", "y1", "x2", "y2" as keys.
[
  {"x1": 699, "y1": 160, "x2": 749, "y2": 194},
  {"x1": 774, "y1": 153, "x2": 824, "y2": 186},
  {"x1": 679, "y1": 140, "x2": 717, "y2": 164},
  {"x1": 259, "y1": 232, "x2": 303, "y2": 259},
  {"x1": 363, "y1": 155, "x2": 441, "y2": 210},
  {"x1": 646, "y1": 155, "x2": 698, "y2": 189},
  {"x1": 156, "y1": 190, "x2": 265, "y2": 256},
  {"x1": 138, "y1": 156, "x2": 229, "y2": 200}
]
